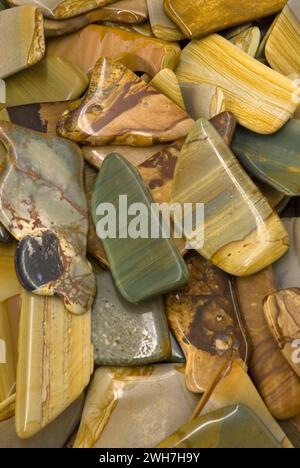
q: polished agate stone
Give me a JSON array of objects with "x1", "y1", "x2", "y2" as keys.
[
  {"x1": 92, "y1": 153, "x2": 188, "y2": 303},
  {"x1": 163, "y1": 0, "x2": 286, "y2": 38},
  {"x1": 157, "y1": 405, "x2": 281, "y2": 448},
  {"x1": 266, "y1": 0, "x2": 300, "y2": 75},
  {"x1": 176, "y1": 34, "x2": 297, "y2": 134},
  {"x1": 7, "y1": 101, "x2": 74, "y2": 135},
  {"x1": 73, "y1": 365, "x2": 199, "y2": 448},
  {"x1": 46, "y1": 24, "x2": 181, "y2": 77},
  {"x1": 0, "y1": 6, "x2": 45, "y2": 79},
  {"x1": 264, "y1": 288, "x2": 300, "y2": 379},
  {"x1": 166, "y1": 254, "x2": 249, "y2": 393},
  {"x1": 44, "y1": 0, "x2": 148, "y2": 36},
  {"x1": 0, "y1": 396, "x2": 84, "y2": 448},
  {"x1": 170, "y1": 119, "x2": 289, "y2": 276},
  {"x1": 236, "y1": 268, "x2": 300, "y2": 420},
  {"x1": 6, "y1": 0, "x2": 117, "y2": 19},
  {"x1": 5, "y1": 58, "x2": 88, "y2": 108},
  {"x1": 0, "y1": 121, "x2": 95, "y2": 315},
  {"x1": 57, "y1": 58, "x2": 193, "y2": 146},
  {"x1": 15, "y1": 289, "x2": 93, "y2": 438},
  {"x1": 232, "y1": 120, "x2": 300, "y2": 196},
  {"x1": 92, "y1": 270, "x2": 171, "y2": 366}
]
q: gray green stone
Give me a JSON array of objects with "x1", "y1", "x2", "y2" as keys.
[
  {"x1": 91, "y1": 153, "x2": 189, "y2": 303},
  {"x1": 231, "y1": 120, "x2": 300, "y2": 196},
  {"x1": 92, "y1": 270, "x2": 171, "y2": 366}
]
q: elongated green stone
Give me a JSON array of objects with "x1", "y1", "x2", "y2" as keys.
[
  {"x1": 232, "y1": 120, "x2": 300, "y2": 196},
  {"x1": 92, "y1": 153, "x2": 188, "y2": 303}
]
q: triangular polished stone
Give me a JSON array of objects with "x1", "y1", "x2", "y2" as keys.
[
  {"x1": 92, "y1": 153, "x2": 188, "y2": 303},
  {"x1": 170, "y1": 119, "x2": 289, "y2": 276}
]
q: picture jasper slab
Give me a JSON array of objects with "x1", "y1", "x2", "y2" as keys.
[
  {"x1": 7, "y1": 101, "x2": 75, "y2": 135},
  {"x1": 5, "y1": 57, "x2": 88, "y2": 108},
  {"x1": 176, "y1": 34, "x2": 297, "y2": 134},
  {"x1": 170, "y1": 119, "x2": 289, "y2": 276},
  {"x1": 73, "y1": 365, "x2": 199, "y2": 448},
  {"x1": 15, "y1": 289, "x2": 93, "y2": 439},
  {"x1": 163, "y1": 0, "x2": 286, "y2": 39},
  {"x1": 0, "y1": 6, "x2": 45, "y2": 79},
  {"x1": 57, "y1": 58, "x2": 193, "y2": 146},
  {"x1": 232, "y1": 120, "x2": 300, "y2": 196},
  {"x1": 6, "y1": 0, "x2": 117, "y2": 19},
  {"x1": 195, "y1": 361, "x2": 292, "y2": 448},
  {"x1": 273, "y1": 218, "x2": 300, "y2": 290},
  {"x1": 157, "y1": 405, "x2": 281, "y2": 449},
  {"x1": 92, "y1": 270, "x2": 171, "y2": 366},
  {"x1": 46, "y1": 24, "x2": 181, "y2": 77},
  {"x1": 147, "y1": 0, "x2": 184, "y2": 41},
  {"x1": 44, "y1": 0, "x2": 148, "y2": 37},
  {"x1": 0, "y1": 395, "x2": 84, "y2": 448},
  {"x1": 92, "y1": 153, "x2": 188, "y2": 302},
  {"x1": 0, "y1": 121, "x2": 96, "y2": 315},
  {"x1": 166, "y1": 254, "x2": 250, "y2": 393},
  {"x1": 236, "y1": 268, "x2": 300, "y2": 420},
  {"x1": 266, "y1": 0, "x2": 300, "y2": 75},
  {"x1": 264, "y1": 288, "x2": 300, "y2": 378}
]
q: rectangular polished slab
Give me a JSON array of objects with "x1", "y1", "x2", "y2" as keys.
[
  {"x1": 0, "y1": 6, "x2": 45, "y2": 79},
  {"x1": 176, "y1": 34, "x2": 297, "y2": 134},
  {"x1": 163, "y1": 0, "x2": 286, "y2": 38},
  {"x1": 15, "y1": 289, "x2": 93, "y2": 439}
]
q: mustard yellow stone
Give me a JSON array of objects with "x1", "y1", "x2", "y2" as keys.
[
  {"x1": 150, "y1": 69, "x2": 185, "y2": 109},
  {"x1": 230, "y1": 26, "x2": 261, "y2": 57},
  {"x1": 266, "y1": 0, "x2": 300, "y2": 75},
  {"x1": 163, "y1": 0, "x2": 287, "y2": 39},
  {"x1": 15, "y1": 289, "x2": 93, "y2": 439},
  {"x1": 147, "y1": 0, "x2": 184, "y2": 41},
  {"x1": 176, "y1": 34, "x2": 298, "y2": 134},
  {"x1": 170, "y1": 119, "x2": 289, "y2": 276}
]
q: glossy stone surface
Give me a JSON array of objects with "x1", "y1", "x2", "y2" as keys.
[
  {"x1": 176, "y1": 34, "x2": 297, "y2": 134},
  {"x1": 157, "y1": 405, "x2": 281, "y2": 448},
  {"x1": 73, "y1": 365, "x2": 199, "y2": 448},
  {"x1": 0, "y1": 244, "x2": 19, "y2": 416},
  {"x1": 15, "y1": 289, "x2": 93, "y2": 438},
  {"x1": 82, "y1": 145, "x2": 166, "y2": 170},
  {"x1": 0, "y1": 121, "x2": 95, "y2": 315},
  {"x1": 193, "y1": 361, "x2": 292, "y2": 448},
  {"x1": 273, "y1": 218, "x2": 300, "y2": 289},
  {"x1": 266, "y1": 0, "x2": 300, "y2": 75},
  {"x1": 7, "y1": 101, "x2": 74, "y2": 135},
  {"x1": 150, "y1": 69, "x2": 185, "y2": 109},
  {"x1": 170, "y1": 119, "x2": 289, "y2": 276},
  {"x1": 44, "y1": 0, "x2": 148, "y2": 36},
  {"x1": 179, "y1": 83, "x2": 226, "y2": 120},
  {"x1": 92, "y1": 270, "x2": 171, "y2": 366},
  {"x1": 6, "y1": 0, "x2": 117, "y2": 19},
  {"x1": 230, "y1": 26, "x2": 261, "y2": 57},
  {"x1": 147, "y1": 0, "x2": 184, "y2": 41},
  {"x1": 166, "y1": 255, "x2": 250, "y2": 393},
  {"x1": 163, "y1": 0, "x2": 286, "y2": 38},
  {"x1": 57, "y1": 58, "x2": 193, "y2": 146},
  {"x1": 5, "y1": 58, "x2": 88, "y2": 107},
  {"x1": 232, "y1": 120, "x2": 300, "y2": 196},
  {"x1": 236, "y1": 268, "x2": 300, "y2": 420},
  {"x1": 0, "y1": 396, "x2": 84, "y2": 448},
  {"x1": 92, "y1": 153, "x2": 188, "y2": 302},
  {"x1": 264, "y1": 288, "x2": 300, "y2": 378},
  {"x1": 47, "y1": 24, "x2": 181, "y2": 77},
  {"x1": 0, "y1": 6, "x2": 45, "y2": 79}
]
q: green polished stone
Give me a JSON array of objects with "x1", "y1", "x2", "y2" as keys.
[
  {"x1": 157, "y1": 405, "x2": 282, "y2": 448},
  {"x1": 92, "y1": 153, "x2": 189, "y2": 303},
  {"x1": 232, "y1": 120, "x2": 300, "y2": 196},
  {"x1": 92, "y1": 270, "x2": 171, "y2": 366}
]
